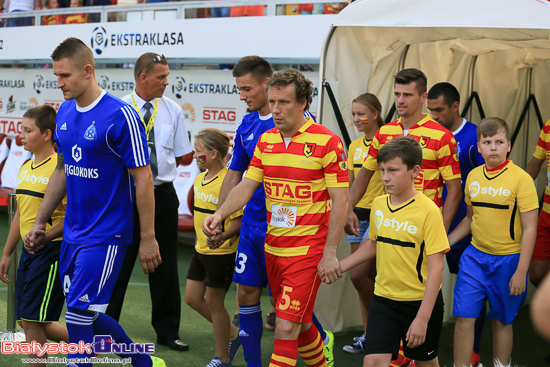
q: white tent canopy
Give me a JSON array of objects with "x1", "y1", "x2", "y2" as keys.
[{"x1": 315, "y1": 0, "x2": 550, "y2": 331}]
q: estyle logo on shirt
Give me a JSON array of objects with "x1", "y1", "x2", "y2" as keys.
[
  {"x1": 194, "y1": 187, "x2": 219, "y2": 204},
  {"x1": 354, "y1": 148, "x2": 368, "y2": 161},
  {"x1": 469, "y1": 181, "x2": 511, "y2": 198},
  {"x1": 374, "y1": 210, "x2": 418, "y2": 234},
  {"x1": 18, "y1": 170, "x2": 49, "y2": 185},
  {"x1": 270, "y1": 205, "x2": 297, "y2": 228}
]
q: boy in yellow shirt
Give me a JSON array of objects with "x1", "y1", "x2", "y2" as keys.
[
  {"x1": 449, "y1": 117, "x2": 538, "y2": 367},
  {"x1": 320, "y1": 135, "x2": 449, "y2": 367}
]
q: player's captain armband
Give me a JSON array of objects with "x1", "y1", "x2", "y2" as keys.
[{"x1": 270, "y1": 205, "x2": 297, "y2": 228}]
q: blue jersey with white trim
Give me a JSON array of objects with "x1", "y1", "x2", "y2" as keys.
[
  {"x1": 443, "y1": 120, "x2": 484, "y2": 234},
  {"x1": 230, "y1": 111, "x2": 274, "y2": 228},
  {"x1": 54, "y1": 91, "x2": 149, "y2": 245},
  {"x1": 229, "y1": 111, "x2": 316, "y2": 228}
]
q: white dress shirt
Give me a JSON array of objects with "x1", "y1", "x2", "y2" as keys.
[{"x1": 122, "y1": 90, "x2": 192, "y2": 186}]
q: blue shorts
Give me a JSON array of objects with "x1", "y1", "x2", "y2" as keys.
[
  {"x1": 16, "y1": 241, "x2": 65, "y2": 322},
  {"x1": 60, "y1": 242, "x2": 127, "y2": 313},
  {"x1": 347, "y1": 219, "x2": 371, "y2": 243},
  {"x1": 232, "y1": 223, "x2": 268, "y2": 288},
  {"x1": 453, "y1": 245, "x2": 526, "y2": 325}
]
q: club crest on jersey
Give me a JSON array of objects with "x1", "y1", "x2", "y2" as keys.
[
  {"x1": 419, "y1": 136, "x2": 431, "y2": 149},
  {"x1": 339, "y1": 152, "x2": 347, "y2": 170},
  {"x1": 84, "y1": 121, "x2": 97, "y2": 141},
  {"x1": 303, "y1": 143, "x2": 316, "y2": 158}
]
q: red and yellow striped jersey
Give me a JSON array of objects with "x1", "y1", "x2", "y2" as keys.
[
  {"x1": 533, "y1": 119, "x2": 550, "y2": 214},
  {"x1": 363, "y1": 114, "x2": 461, "y2": 207},
  {"x1": 348, "y1": 136, "x2": 385, "y2": 209},
  {"x1": 245, "y1": 117, "x2": 349, "y2": 257}
]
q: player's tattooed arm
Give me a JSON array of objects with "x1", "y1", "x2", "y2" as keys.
[{"x1": 56, "y1": 152, "x2": 64, "y2": 170}]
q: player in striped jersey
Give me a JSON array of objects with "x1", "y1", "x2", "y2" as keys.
[
  {"x1": 525, "y1": 119, "x2": 550, "y2": 288},
  {"x1": 346, "y1": 69, "x2": 462, "y2": 239},
  {"x1": 26, "y1": 38, "x2": 164, "y2": 367},
  {"x1": 218, "y1": 56, "x2": 334, "y2": 367},
  {"x1": 204, "y1": 68, "x2": 348, "y2": 367}
]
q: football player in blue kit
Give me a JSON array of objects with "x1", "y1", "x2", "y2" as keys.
[{"x1": 26, "y1": 37, "x2": 164, "y2": 367}]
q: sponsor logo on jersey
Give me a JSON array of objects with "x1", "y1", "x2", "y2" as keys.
[
  {"x1": 72, "y1": 144, "x2": 82, "y2": 162},
  {"x1": 194, "y1": 187, "x2": 219, "y2": 204},
  {"x1": 265, "y1": 180, "x2": 312, "y2": 204},
  {"x1": 60, "y1": 122, "x2": 67, "y2": 131},
  {"x1": 67, "y1": 145, "x2": 100, "y2": 178},
  {"x1": 247, "y1": 133, "x2": 254, "y2": 141},
  {"x1": 469, "y1": 181, "x2": 511, "y2": 198},
  {"x1": 374, "y1": 210, "x2": 418, "y2": 234},
  {"x1": 65, "y1": 165, "x2": 100, "y2": 179},
  {"x1": 84, "y1": 122, "x2": 97, "y2": 141},
  {"x1": 354, "y1": 147, "x2": 367, "y2": 160},
  {"x1": 18, "y1": 170, "x2": 49, "y2": 185},
  {"x1": 303, "y1": 142, "x2": 316, "y2": 158},
  {"x1": 270, "y1": 205, "x2": 297, "y2": 228}
]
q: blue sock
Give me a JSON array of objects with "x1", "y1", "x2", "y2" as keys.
[
  {"x1": 93, "y1": 312, "x2": 152, "y2": 367},
  {"x1": 473, "y1": 302, "x2": 487, "y2": 354},
  {"x1": 239, "y1": 303, "x2": 263, "y2": 367},
  {"x1": 65, "y1": 308, "x2": 95, "y2": 367},
  {"x1": 311, "y1": 313, "x2": 327, "y2": 343}
]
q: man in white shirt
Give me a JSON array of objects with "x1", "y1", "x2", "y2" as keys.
[{"x1": 106, "y1": 53, "x2": 193, "y2": 351}]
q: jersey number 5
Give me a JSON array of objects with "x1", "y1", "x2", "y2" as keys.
[{"x1": 278, "y1": 286, "x2": 294, "y2": 311}]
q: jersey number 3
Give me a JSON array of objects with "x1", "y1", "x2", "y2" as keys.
[{"x1": 235, "y1": 252, "x2": 248, "y2": 274}]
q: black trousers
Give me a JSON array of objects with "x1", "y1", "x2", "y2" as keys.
[{"x1": 106, "y1": 182, "x2": 181, "y2": 341}]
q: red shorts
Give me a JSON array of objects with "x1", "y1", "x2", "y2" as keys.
[
  {"x1": 533, "y1": 210, "x2": 550, "y2": 261},
  {"x1": 265, "y1": 251, "x2": 322, "y2": 324}
]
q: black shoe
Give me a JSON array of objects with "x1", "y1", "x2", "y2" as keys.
[{"x1": 157, "y1": 338, "x2": 189, "y2": 351}]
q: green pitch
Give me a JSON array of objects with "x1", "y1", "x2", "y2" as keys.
[{"x1": 0, "y1": 213, "x2": 548, "y2": 366}]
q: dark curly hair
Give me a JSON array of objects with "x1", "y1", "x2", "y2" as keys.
[{"x1": 267, "y1": 68, "x2": 313, "y2": 111}]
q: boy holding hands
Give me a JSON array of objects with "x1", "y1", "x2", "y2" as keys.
[
  {"x1": 320, "y1": 135, "x2": 449, "y2": 367},
  {"x1": 0, "y1": 105, "x2": 68, "y2": 367},
  {"x1": 449, "y1": 117, "x2": 538, "y2": 367}
]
